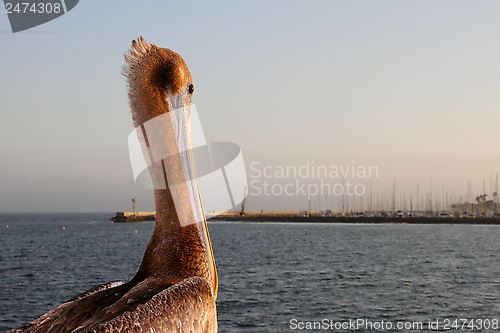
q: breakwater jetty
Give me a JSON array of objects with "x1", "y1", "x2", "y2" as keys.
[
  {"x1": 111, "y1": 211, "x2": 500, "y2": 224},
  {"x1": 210, "y1": 214, "x2": 500, "y2": 224}
]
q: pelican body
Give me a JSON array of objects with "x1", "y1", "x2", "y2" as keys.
[{"x1": 8, "y1": 37, "x2": 218, "y2": 333}]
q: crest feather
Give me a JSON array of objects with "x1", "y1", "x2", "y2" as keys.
[{"x1": 122, "y1": 36, "x2": 152, "y2": 77}]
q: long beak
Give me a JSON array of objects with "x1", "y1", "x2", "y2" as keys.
[
  {"x1": 133, "y1": 89, "x2": 218, "y2": 296},
  {"x1": 166, "y1": 91, "x2": 218, "y2": 297}
]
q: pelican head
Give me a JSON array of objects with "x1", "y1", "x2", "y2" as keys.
[{"x1": 124, "y1": 36, "x2": 195, "y2": 126}]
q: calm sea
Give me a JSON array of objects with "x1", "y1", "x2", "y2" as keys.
[{"x1": 1, "y1": 214, "x2": 500, "y2": 332}]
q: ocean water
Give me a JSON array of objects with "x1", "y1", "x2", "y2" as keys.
[{"x1": 1, "y1": 214, "x2": 500, "y2": 332}]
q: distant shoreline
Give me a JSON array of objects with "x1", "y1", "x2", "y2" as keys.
[{"x1": 209, "y1": 215, "x2": 500, "y2": 225}]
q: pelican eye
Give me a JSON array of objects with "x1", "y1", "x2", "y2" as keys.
[{"x1": 188, "y1": 84, "x2": 194, "y2": 94}]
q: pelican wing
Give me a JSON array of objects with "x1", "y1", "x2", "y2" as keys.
[
  {"x1": 85, "y1": 276, "x2": 216, "y2": 333},
  {"x1": 7, "y1": 281, "x2": 127, "y2": 333}
]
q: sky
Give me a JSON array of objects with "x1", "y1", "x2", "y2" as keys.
[{"x1": 1, "y1": 1, "x2": 499, "y2": 213}]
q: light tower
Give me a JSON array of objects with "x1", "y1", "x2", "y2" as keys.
[{"x1": 131, "y1": 197, "x2": 137, "y2": 215}]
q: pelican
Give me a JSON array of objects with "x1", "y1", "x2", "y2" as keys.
[{"x1": 8, "y1": 37, "x2": 218, "y2": 333}]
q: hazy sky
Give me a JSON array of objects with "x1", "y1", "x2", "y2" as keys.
[{"x1": 1, "y1": 1, "x2": 499, "y2": 212}]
